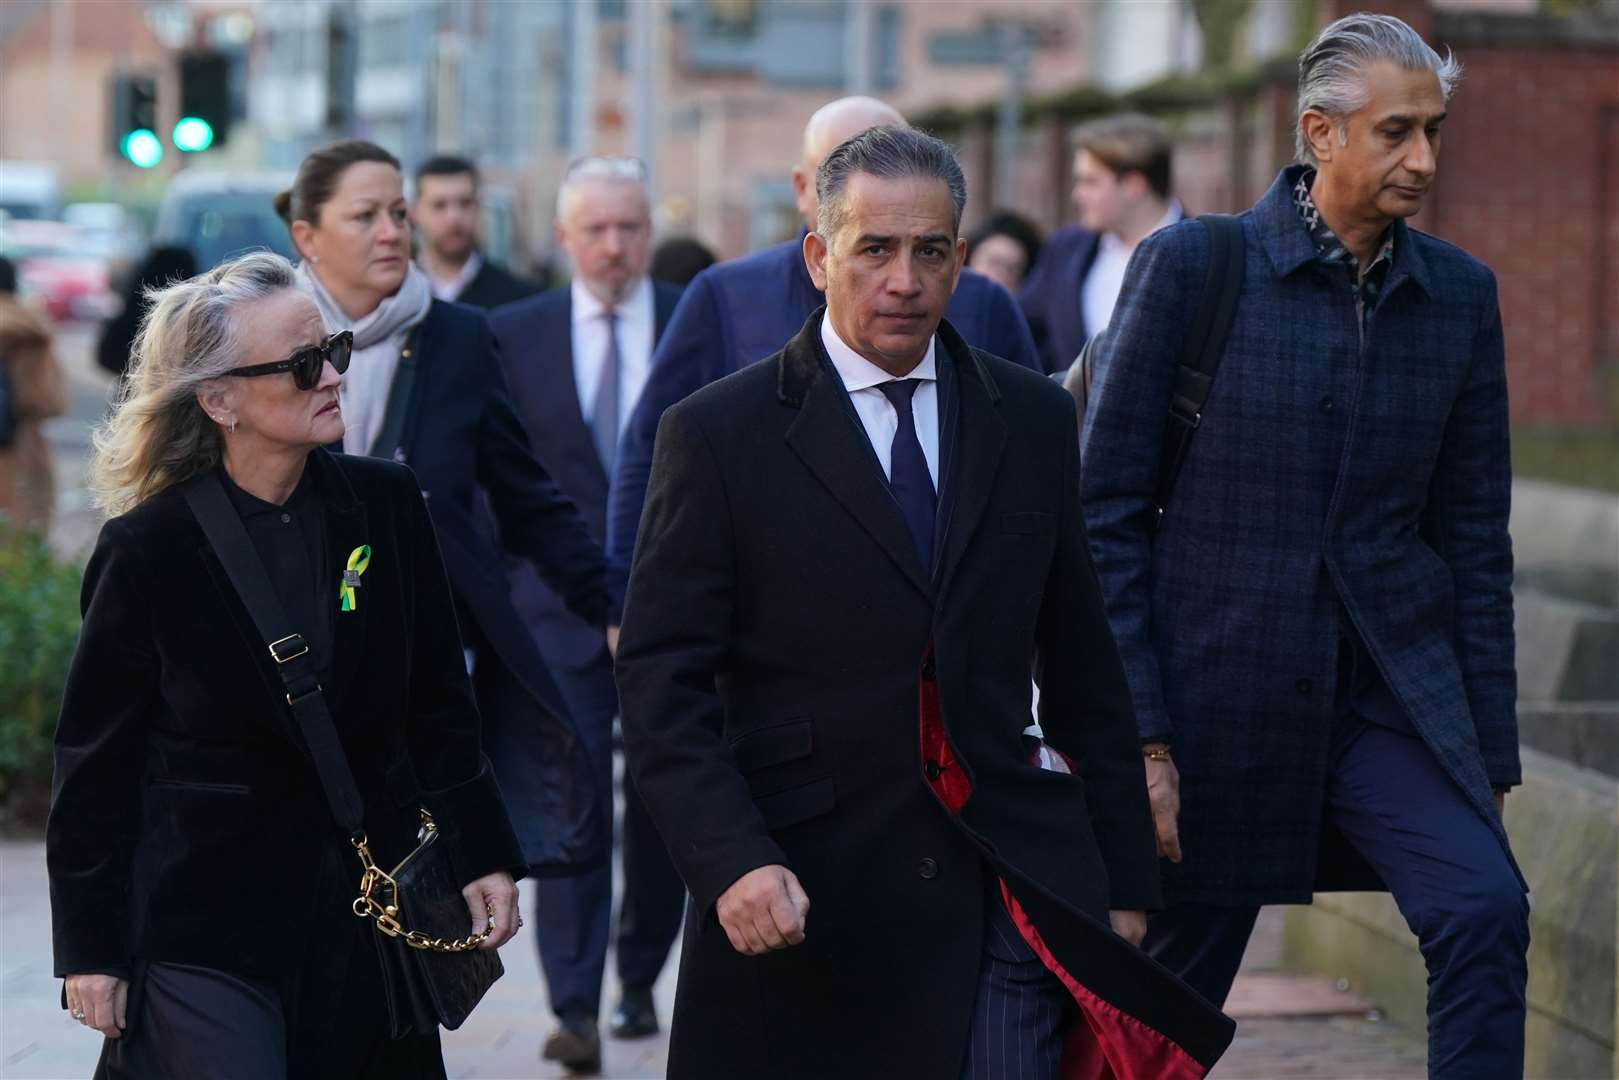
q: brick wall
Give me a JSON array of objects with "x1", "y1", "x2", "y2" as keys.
[
  {"x1": 993, "y1": 3, "x2": 1618, "y2": 427},
  {"x1": 1423, "y1": 30, "x2": 1619, "y2": 424}
]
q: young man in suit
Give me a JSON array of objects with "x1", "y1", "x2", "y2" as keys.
[
  {"x1": 603, "y1": 96, "x2": 1042, "y2": 634},
  {"x1": 1018, "y1": 114, "x2": 1181, "y2": 373},
  {"x1": 616, "y1": 125, "x2": 1231, "y2": 1080},
  {"x1": 490, "y1": 157, "x2": 685, "y2": 1074},
  {"x1": 411, "y1": 154, "x2": 539, "y2": 309},
  {"x1": 1081, "y1": 14, "x2": 1528, "y2": 1075}
]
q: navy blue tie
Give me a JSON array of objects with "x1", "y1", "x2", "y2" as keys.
[{"x1": 878, "y1": 379, "x2": 937, "y2": 572}]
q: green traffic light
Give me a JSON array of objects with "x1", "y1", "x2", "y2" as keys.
[
  {"x1": 174, "y1": 116, "x2": 214, "y2": 152},
  {"x1": 121, "y1": 129, "x2": 163, "y2": 169}
]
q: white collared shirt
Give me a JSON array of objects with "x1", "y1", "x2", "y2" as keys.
[
  {"x1": 424, "y1": 250, "x2": 483, "y2": 302},
  {"x1": 820, "y1": 316, "x2": 939, "y2": 488},
  {"x1": 571, "y1": 276, "x2": 654, "y2": 429},
  {"x1": 1081, "y1": 201, "x2": 1183, "y2": 338}
]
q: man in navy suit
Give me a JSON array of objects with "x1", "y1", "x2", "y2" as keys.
[
  {"x1": 1081, "y1": 15, "x2": 1528, "y2": 1075},
  {"x1": 603, "y1": 96, "x2": 1041, "y2": 626},
  {"x1": 1018, "y1": 113, "x2": 1181, "y2": 373},
  {"x1": 492, "y1": 158, "x2": 685, "y2": 1073}
]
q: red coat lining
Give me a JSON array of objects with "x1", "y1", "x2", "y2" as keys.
[{"x1": 916, "y1": 643, "x2": 1211, "y2": 1080}]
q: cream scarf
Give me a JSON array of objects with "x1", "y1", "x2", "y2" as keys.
[{"x1": 297, "y1": 260, "x2": 432, "y2": 456}]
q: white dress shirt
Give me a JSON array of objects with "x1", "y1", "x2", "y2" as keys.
[
  {"x1": 424, "y1": 250, "x2": 482, "y2": 302},
  {"x1": 1081, "y1": 201, "x2": 1183, "y2": 339},
  {"x1": 820, "y1": 316, "x2": 939, "y2": 488},
  {"x1": 571, "y1": 276, "x2": 654, "y2": 430}
]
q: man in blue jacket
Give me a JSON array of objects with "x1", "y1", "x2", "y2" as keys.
[
  {"x1": 1080, "y1": 14, "x2": 1528, "y2": 1076},
  {"x1": 603, "y1": 96, "x2": 1040, "y2": 625},
  {"x1": 1017, "y1": 113, "x2": 1181, "y2": 374}
]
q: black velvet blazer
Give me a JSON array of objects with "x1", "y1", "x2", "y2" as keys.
[{"x1": 47, "y1": 450, "x2": 524, "y2": 979}]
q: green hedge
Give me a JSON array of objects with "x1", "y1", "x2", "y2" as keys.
[{"x1": 0, "y1": 531, "x2": 82, "y2": 797}]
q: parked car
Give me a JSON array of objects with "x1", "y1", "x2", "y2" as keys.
[
  {"x1": 0, "y1": 219, "x2": 117, "y2": 322},
  {"x1": 63, "y1": 202, "x2": 146, "y2": 273},
  {"x1": 152, "y1": 171, "x2": 295, "y2": 271},
  {"x1": 0, "y1": 161, "x2": 61, "y2": 222}
]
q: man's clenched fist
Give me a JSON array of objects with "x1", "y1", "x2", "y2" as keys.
[{"x1": 715, "y1": 864, "x2": 810, "y2": 956}]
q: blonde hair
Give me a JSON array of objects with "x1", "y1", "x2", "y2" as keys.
[{"x1": 90, "y1": 251, "x2": 298, "y2": 516}]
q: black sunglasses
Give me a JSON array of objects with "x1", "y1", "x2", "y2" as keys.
[{"x1": 226, "y1": 330, "x2": 353, "y2": 391}]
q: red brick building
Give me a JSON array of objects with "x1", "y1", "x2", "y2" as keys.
[
  {"x1": 1416, "y1": 9, "x2": 1619, "y2": 426},
  {"x1": 927, "y1": 2, "x2": 1617, "y2": 429}
]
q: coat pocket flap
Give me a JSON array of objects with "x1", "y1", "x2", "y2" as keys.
[
  {"x1": 1003, "y1": 512, "x2": 1056, "y2": 535},
  {"x1": 729, "y1": 719, "x2": 813, "y2": 773},
  {"x1": 754, "y1": 777, "x2": 836, "y2": 831}
]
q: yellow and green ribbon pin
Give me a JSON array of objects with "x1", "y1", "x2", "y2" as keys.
[{"x1": 339, "y1": 545, "x2": 372, "y2": 612}]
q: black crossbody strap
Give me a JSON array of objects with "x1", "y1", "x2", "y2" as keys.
[
  {"x1": 1152, "y1": 213, "x2": 1246, "y2": 530},
  {"x1": 182, "y1": 471, "x2": 366, "y2": 835}
]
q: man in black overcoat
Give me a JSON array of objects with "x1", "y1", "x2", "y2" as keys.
[{"x1": 616, "y1": 126, "x2": 1232, "y2": 1079}]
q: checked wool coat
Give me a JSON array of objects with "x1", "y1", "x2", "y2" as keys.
[
  {"x1": 1080, "y1": 166, "x2": 1521, "y2": 906},
  {"x1": 617, "y1": 311, "x2": 1233, "y2": 1079}
]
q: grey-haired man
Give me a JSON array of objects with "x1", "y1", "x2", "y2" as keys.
[
  {"x1": 491, "y1": 158, "x2": 686, "y2": 1072},
  {"x1": 1082, "y1": 13, "x2": 1528, "y2": 1076}
]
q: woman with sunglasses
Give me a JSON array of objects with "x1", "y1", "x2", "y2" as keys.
[
  {"x1": 47, "y1": 251, "x2": 525, "y2": 1077},
  {"x1": 275, "y1": 139, "x2": 614, "y2": 892}
]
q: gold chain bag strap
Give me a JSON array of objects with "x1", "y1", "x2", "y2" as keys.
[
  {"x1": 182, "y1": 472, "x2": 503, "y2": 1037},
  {"x1": 352, "y1": 811, "x2": 492, "y2": 952}
]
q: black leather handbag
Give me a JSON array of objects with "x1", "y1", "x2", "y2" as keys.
[{"x1": 183, "y1": 470, "x2": 502, "y2": 1038}]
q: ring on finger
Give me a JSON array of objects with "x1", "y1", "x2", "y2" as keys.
[{"x1": 71, "y1": 1007, "x2": 86, "y2": 1021}]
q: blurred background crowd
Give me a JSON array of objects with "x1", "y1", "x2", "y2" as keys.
[{"x1": 1, "y1": 0, "x2": 1615, "y2": 491}]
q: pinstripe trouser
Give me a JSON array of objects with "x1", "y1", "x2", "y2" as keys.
[{"x1": 959, "y1": 890, "x2": 1075, "y2": 1080}]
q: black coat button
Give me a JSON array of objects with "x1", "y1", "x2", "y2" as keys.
[
  {"x1": 918, "y1": 857, "x2": 939, "y2": 879},
  {"x1": 1318, "y1": 396, "x2": 1335, "y2": 415},
  {"x1": 1296, "y1": 677, "x2": 1313, "y2": 696},
  {"x1": 921, "y1": 656, "x2": 937, "y2": 680},
  {"x1": 923, "y1": 761, "x2": 941, "y2": 781}
]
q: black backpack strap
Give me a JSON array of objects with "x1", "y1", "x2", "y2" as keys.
[
  {"x1": 1152, "y1": 213, "x2": 1246, "y2": 530},
  {"x1": 181, "y1": 471, "x2": 366, "y2": 836}
]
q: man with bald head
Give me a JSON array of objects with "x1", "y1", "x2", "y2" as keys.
[{"x1": 603, "y1": 96, "x2": 1040, "y2": 627}]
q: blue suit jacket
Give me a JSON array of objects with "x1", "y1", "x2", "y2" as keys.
[
  {"x1": 367, "y1": 298, "x2": 611, "y2": 869},
  {"x1": 1080, "y1": 167, "x2": 1520, "y2": 905},
  {"x1": 491, "y1": 281, "x2": 681, "y2": 670},
  {"x1": 1017, "y1": 224, "x2": 1100, "y2": 375},
  {"x1": 605, "y1": 233, "x2": 1041, "y2": 613}
]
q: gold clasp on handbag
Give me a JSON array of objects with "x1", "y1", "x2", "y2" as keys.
[{"x1": 350, "y1": 819, "x2": 493, "y2": 953}]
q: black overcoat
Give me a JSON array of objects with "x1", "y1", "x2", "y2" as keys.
[
  {"x1": 47, "y1": 451, "x2": 524, "y2": 980},
  {"x1": 617, "y1": 312, "x2": 1233, "y2": 1079}
]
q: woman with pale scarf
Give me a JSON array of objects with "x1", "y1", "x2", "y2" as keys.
[{"x1": 275, "y1": 140, "x2": 616, "y2": 889}]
